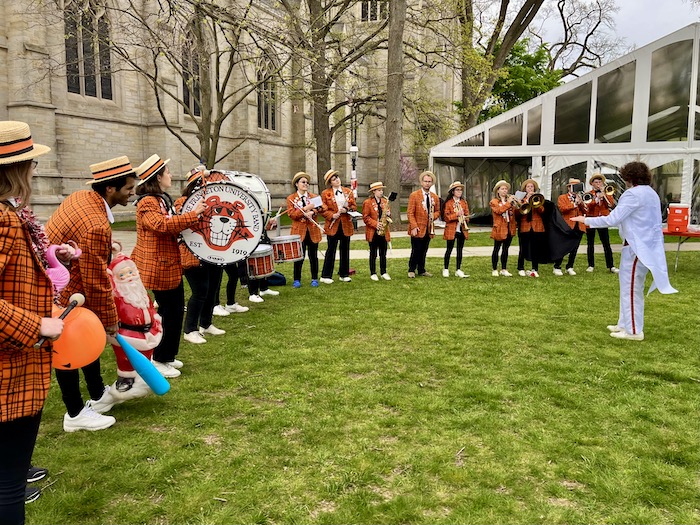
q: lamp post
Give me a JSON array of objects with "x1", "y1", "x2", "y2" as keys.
[{"x1": 349, "y1": 143, "x2": 358, "y2": 200}]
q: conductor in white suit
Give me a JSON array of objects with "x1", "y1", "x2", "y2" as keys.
[{"x1": 571, "y1": 161, "x2": 677, "y2": 341}]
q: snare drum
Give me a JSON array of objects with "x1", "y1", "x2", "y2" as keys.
[
  {"x1": 180, "y1": 181, "x2": 264, "y2": 265},
  {"x1": 271, "y1": 234, "x2": 303, "y2": 263},
  {"x1": 213, "y1": 170, "x2": 272, "y2": 218},
  {"x1": 247, "y1": 244, "x2": 275, "y2": 279}
]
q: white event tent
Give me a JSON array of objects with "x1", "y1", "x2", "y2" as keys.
[{"x1": 429, "y1": 23, "x2": 700, "y2": 224}]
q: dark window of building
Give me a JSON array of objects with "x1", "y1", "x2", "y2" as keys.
[
  {"x1": 527, "y1": 106, "x2": 542, "y2": 145},
  {"x1": 595, "y1": 62, "x2": 636, "y2": 143},
  {"x1": 361, "y1": 1, "x2": 388, "y2": 22},
  {"x1": 554, "y1": 82, "x2": 592, "y2": 144},
  {"x1": 257, "y1": 61, "x2": 277, "y2": 131},
  {"x1": 64, "y1": 1, "x2": 113, "y2": 100},
  {"x1": 182, "y1": 40, "x2": 201, "y2": 118},
  {"x1": 648, "y1": 40, "x2": 692, "y2": 142}
]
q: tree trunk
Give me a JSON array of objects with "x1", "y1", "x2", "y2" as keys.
[{"x1": 385, "y1": 0, "x2": 406, "y2": 225}]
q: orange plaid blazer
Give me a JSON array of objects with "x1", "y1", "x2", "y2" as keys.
[
  {"x1": 46, "y1": 190, "x2": 118, "y2": 327},
  {"x1": 131, "y1": 194, "x2": 201, "y2": 291},
  {"x1": 320, "y1": 187, "x2": 356, "y2": 236},
  {"x1": 490, "y1": 198, "x2": 517, "y2": 241},
  {"x1": 0, "y1": 208, "x2": 55, "y2": 422},
  {"x1": 361, "y1": 197, "x2": 391, "y2": 242},
  {"x1": 442, "y1": 198, "x2": 470, "y2": 241},
  {"x1": 585, "y1": 191, "x2": 613, "y2": 219},
  {"x1": 516, "y1": 205, "x2": 545, "y2": 233},
  {"x1": 557, "y1": 193, "x2": 587, "y2": 232},
  {"x1": 407, "y1": 189, "x2": 440, "y2": 238},
  {"x1": 173, "y1": 196, "x2": 201, "y2": 270},
  {"x1": 286, "y1": 192, "x2": 322, "y2": 244}
]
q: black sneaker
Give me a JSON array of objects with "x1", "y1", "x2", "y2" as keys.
[
  {"x1": 25, "y1": 486, "x2": 41, "y2": 504},
  {"x1": 27, "y1": 465, "x2": 48, "y2": 483}
]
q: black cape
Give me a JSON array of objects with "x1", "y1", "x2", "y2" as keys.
[{"x1": 519, "y1": 200, "x2": 584, "y2": 264}]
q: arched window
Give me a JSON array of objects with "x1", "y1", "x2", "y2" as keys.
[
  {"x1": 257, "y1": 60, "x2": 277, "y2": 131},
  {"x1": 64, "y1": 0, "x2": 113, "y2": 100},
  {"x1": 182, "y1": 35, "x2": 202, "y2": 118}
]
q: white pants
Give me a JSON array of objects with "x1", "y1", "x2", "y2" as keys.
[{"x1": 618, "y1": 245, "x2": 649, "y2": 335}]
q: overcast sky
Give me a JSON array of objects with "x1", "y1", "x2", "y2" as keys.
[{"x1": 614, "y1": 0, "x2": 700, "y2": 48}]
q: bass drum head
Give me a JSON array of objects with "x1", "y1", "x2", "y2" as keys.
[
  {"x1": 180, "y1": 181, "x2": 263, "y2": 265},
  {"x1": 213, "y1": 170, "x2": 271, "y2": 218}
]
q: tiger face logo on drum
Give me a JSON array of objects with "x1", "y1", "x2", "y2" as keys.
[{"x1": 193, "y1": 195, "x2": 253, "y2": 251}]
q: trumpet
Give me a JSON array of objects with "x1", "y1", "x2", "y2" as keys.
[
  {"x1": 519, "y1": 193, "x2": 544, "y2": 215},
  {"x1": 507, "y1": 194, "x2": 523, "y2": 209},
  {"x1": 455, "y1": 200, "x2": 469, "y2": 232}
]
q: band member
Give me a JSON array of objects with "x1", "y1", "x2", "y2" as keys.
[
  {"x1": 248, "y1": 218, "x2": 281, "y2": 301},
  {"x1": 361, "y1": 181, "x2": 391, "y2": 281},
  {"x1": 554, "y1": 178, "x2": 587, "y2": 276},
  {"x1": 320, "y1": 169, "x2": 356, "y2": 284},
  {"x1": 407, "y1": 170, "x2": 440, "y2": 278},
  {"x1": 286, "y1": 171, "x2": 322, "y2": 288},
  {"x1": 516, "y1": 178, "x2": 546, "y2": 278},
  {"x1": 490, "y1": 180, "x2": 516, "y2": 276},
  {"x1": 585, "y1": 173, "x2": 619, "y2": 273},
  {"x1": 0, "y1": 121, "x2": 65, "y2": 523},
  {"x1": 132, "y1": 155, "x2": 206, "y2": 377},
  {"x1": 173, "y1": 171, "x2": 226, "y2": 345},
  {"x1": 442, "y1": 181, "x2": 469, "y2": 278},
  {"x1": 47, "y1": 156, "x2": 138, "y2": 432},
  {"x1": 571, "y1": 162, "x2": 677, "y2": 340}
]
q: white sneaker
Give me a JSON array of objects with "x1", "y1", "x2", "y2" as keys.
[
  {"x1": 224, "y1": 303, "x2": 249, "y2": 313},
  {"x1": 566, "y1": 268, "x2": 577, "y2": 276},
  {"x1": 370, "y1": 274, "x2": 379, "y2": 281},
  {"x1": 249, "y1": 294, "x2": 264, "y2": 303},
  {"x1": 529, "y1": 270, "x2": 539, "y2": 278},
  {"x1": 63, "y1": 402, "x2": 116, "y2": 432},
  {"x1": 212, "y1": 305, "x2": 230, "y2": 317},
  {"x1": 260, "y1": 289, "x2": 279, "y2": 296},
  {"x1": 518, "y1": 270, "x2": 526, "y2": 277},
  {"x1": 184, "y1": 331, "x2": 207, "y2": 344},
  {"x1": 607, "y1": 324, "x2": 623, "y2": 332},
  {"x1": 610, "y1": 330, "x2": 644, "y2": 341},
  {"x1": 381, "y1": 273, "x2": 391, "y2": 281},
  {"x1": 171, "y1": 359, "x2": 184, "y2": 369},
  {"x1": 455, "y1": 269, "x2": 468, "y2": 278},
  {"x1": 609, "y1": 267, "x2": 620, "y2": 274},
  {"x1": 200, "y1": 324, "x2": 226, "y2": 336},
  {"x1": 492, "y1": 270, "x2": 499, "y2": 277},
  {"x1": 586, "y1": 266, "x2": 595, "y2": 272},
  {"x1": 89, "y1": 385, "x2": 116, "y2": 414},
  {"x1": 442, "y1": 269, "x2": 449, "y2": 277},
  {"x1": 553, "y1": 268, "x2": 563, "y2": 276},
  {"x1": 153, "y1": 360, "x2": 181, "y2": 378},
  {"x1": 339, "y1": 276, "x2": 352, "y2": 282},
  {"x1": 499, "y1": 269, "x2": 512, "y2": 277},
  {"x1": 320, "y1": 277, "x2": 334, "y2": 284}
]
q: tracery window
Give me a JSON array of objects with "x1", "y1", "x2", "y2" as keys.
[
  {"x1": 64, "y1": 0, "x2": 113, "y2": 100},
  {"x1": 182, "y1": 38, "x2": 202, "y2": 118},
  {"x1": 257, "y1": 60, "x2": 277, "y2": 131}
]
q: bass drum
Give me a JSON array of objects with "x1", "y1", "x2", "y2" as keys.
[
  {"x1": 180, "y1": 181, "x2": 263, "y2": 265},
  {"x1": 212, "y1": 170, "x2": 272, "y2": 219}
]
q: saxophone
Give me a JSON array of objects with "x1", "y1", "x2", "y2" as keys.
[
  {"x1": 455, "y1": 200, "x2": 469, "y2": 232},
  {"x1": 377, "y1": 197, "x2": 392, "y2": 238}
]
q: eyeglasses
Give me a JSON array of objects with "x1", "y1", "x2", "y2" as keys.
[
  {"x1": 298, "y1": 180, "x2": 309, "y2": 184},
  {"x1": 31, "y1": 160, "x2": 38, "y2": 169}
]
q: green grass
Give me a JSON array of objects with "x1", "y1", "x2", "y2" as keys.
[{"x1": 28, "y1": 251, "x2": 700, "y2": 524}]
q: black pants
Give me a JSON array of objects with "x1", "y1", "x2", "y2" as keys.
[
  {"x1": 183, "y1": 264, "x2": 219, "y2": 333},
  {"x1": 322, "y1": 230, "x2": 350, "y2": 278},
  {"x1": 492, "y1": 234, "x2": 513, "y2": 270},
  {"x1": 248, "y1": 277, "x2": 269, "y2": 295},
  {"x1": 293, "y1": 234, "x2": 319, "y2": 281},
  {"x1": 0, "y1": 412, "x2": 41, "y2": 525},
  {"x1": 222, "y1": 262, "x2": 246, "y2": 305},
  {"x1": 152, "y1": 282, "x2": 185, "y2": 363},
  {"x1": 408, "y1": 232, "x2": 431, "y2": 273},
  {"x1": 444, "y1": 232, "x2": 465, "y2": 270},
  {"x1": 517, "y1": 230, "x2": 542, "y2": 272},
  {"x1": 368, "y1": 233, "x2": 388, "y2": 275},
  {"x1": 587, "y1": 227, "x2": 614, "y2": 268},
  {"x1": 55, "y1": 358, "x2": 106, "y2": 417}
]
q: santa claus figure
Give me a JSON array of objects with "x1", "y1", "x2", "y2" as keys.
[{"x1": 107, "y1": 250, "x2": 163, "y2": 401}]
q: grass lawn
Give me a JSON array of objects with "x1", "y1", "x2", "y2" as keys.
[{"x1": 28, "y1": 251, "x2": 700, "y2": 524}]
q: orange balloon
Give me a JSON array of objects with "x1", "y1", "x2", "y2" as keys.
[{"x1": 51, "y1": 305, "x2": 107, "y2": 370}]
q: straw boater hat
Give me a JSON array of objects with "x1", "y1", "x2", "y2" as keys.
[
  {"x1": 87, "y1": 156, "x2": 136, "y2": 185},
  {"x1": 520, "y1": 178, "x2": 540, "y2": 192},
  {"x1": 493, "y1": 179, "x2": 510, "y2": 195},
  {"x1": 135, "y1": 154, "x2": 170, "y2": 185},
  {"x1": 589, "y1": 173, "x2": 605, "y2": 185},
  {"x1": 566, "y1": 178, "x2": 582, "y2": 186},
  {"x1": 0, "y1": 121, "x2": 50, "y2": 165},
  {"x1": 292, "y1": 171, "x2": 309, "y2": 187},
  {"x1": 420, "y1": 170, "x2": 435, "y2": 182},
  {"x1": 448, "y1": 181, "x2": 464, "y2": 193},
  {"x1": 368, "y1": 181, "x2": 385, "y2": 193},
  {"x1": 324, "y1": 169, "x2": 339, "y2": 185}
]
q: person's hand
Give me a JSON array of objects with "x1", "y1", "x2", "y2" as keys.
[
  {"x1": 333, "y1": 212, "x2": 341, "y2": 220},
  {"x1": 411, "y1": 227, "x2": 419, "y2": 236},
  {"x1": 40, "y1": 317, "x2": 64, "y2": 339},
  {"x1": 55, "y1": 242, "x2": 79, "y2": 263},
  {"x1": 193, "y1": 200, "x2": 207, "y2": 217},
  {"x1": 105, "y1": 324, "x2": 119, "y2": 337},
  {"x1": 570, "y1": 216, "x2": 586, "y2": 223}
]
